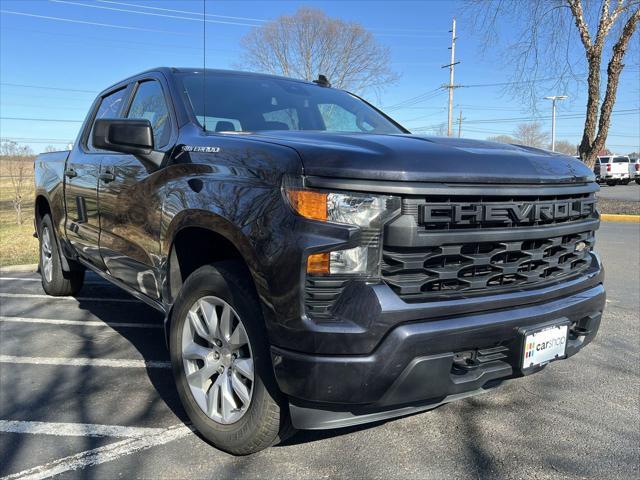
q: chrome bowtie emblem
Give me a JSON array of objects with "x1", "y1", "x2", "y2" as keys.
[{"x1": 575, "y1": 241, "x2": 587, "y2": 252}]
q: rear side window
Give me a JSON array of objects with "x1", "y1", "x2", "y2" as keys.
[
  {"x1": 262, "y1": 108, "x2": 299, "y2": 130},
  {"x1": 126, "y1": 80, "x2": 171, "y2": 148},
  {"x1": 88, "y1": 87, "x2": 128, "y2": 151}
]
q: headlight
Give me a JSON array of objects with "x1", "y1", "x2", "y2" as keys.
[{"x1": 286, "y1": 188, "x2": 400, "y2": 276}]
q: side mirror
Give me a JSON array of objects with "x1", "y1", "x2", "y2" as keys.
[{"x1": 92, "y1": 119, "x2": 163, "y2": 169}]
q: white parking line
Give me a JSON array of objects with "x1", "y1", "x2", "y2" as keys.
[
  {"x1": 0, "y1": 355, "x2": 171, "y2": 369},
  {"x1": 0, "y1": 293, "x2": 139, "y2": 303},
  {"x1": 0, "y1": 277, "x2": 106, "y2": 285},
  {"x1": 0, "y1": 316, "x2": 161, "y2": 329},
  {"x1": 2, "y1": 424, "x2": 192, "y2": 480},
  {"x1": 0, "y1": 420, "x2": 164, "y2": 438}
]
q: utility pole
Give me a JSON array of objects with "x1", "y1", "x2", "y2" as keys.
[
  {"x1": 544, "y1": 95, "x2": 568, "y2": 151},
  {"x1": 458, "y1": 110, "x2": 463, "y2": 138},
  {"x1": 442, "y1": 17, "x2": 459, "y2": 137}
]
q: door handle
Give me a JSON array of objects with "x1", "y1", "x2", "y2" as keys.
[
  {"x1": 99, "y1": 171, "x2": 116, "y2": 183},
  {"x1": 64, "y1": 168, "x2": 77, "y2": 179}
]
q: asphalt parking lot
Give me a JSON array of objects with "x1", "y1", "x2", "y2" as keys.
[
  {"x1": 1, "y1": 222, "x2": 638, "y2": 479},
  {"x1": 595, "y1": 182, "x2": 640, "y2": 202}
]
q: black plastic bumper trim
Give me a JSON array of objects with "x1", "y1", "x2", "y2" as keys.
[
  {"x1": 289, "y1": 387, "x2": 495, "y2": 430},
  {"x1": 272, "y1": 283, "x2": 604, "y2": 405}
]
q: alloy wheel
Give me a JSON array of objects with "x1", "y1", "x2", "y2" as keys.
[
  {"x1": 41, "y1": 226, "x2": 53, "y2": 283},
  {"x1": 181, "y1": 296, "x2": 254, "y2": 424}
]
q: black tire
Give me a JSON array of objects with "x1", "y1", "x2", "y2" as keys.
[
  {"x1": 37, "y1": 214, "x2": 84, "y2": 296},
  {"x1": 621, "y1": 180, "x2": 630, "y2": 185},
  {"x1": 169, "y1": 261, "x2": 293, "y2": 455},
  {"x1": 606, "y1": 180, "x2": 617, "y2": 186},
  {"x1": 636, "y1": 179, "x2": 640, "y2": 185}
]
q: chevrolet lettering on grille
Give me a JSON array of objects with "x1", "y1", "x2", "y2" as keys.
[{"x1": 420, "y1": 199, "x2": 596, "y2": 225}]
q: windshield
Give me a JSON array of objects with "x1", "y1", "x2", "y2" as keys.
[{"x1": 178, "y1": 71, "x2": 405, "y2": 134}]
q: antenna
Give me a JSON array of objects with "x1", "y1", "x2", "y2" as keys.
[{"x1": 202, "y1": 0, "x2": 207, "y2": 131}]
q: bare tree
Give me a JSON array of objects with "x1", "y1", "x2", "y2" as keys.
[
  {"x1": 239, "y1": 7, "x2": 397, "y2": 96},
  {"x1": 514, "y1": 122, "x2": 549, "y2": 148},
  {"x1": 553, "y1": 140, "x2": 579, "y2": 155},
  {"x1": 465, "y1": 0, "x2": 640, "y2": 167},
  {"x1": 44, "y1": 145, "x2": 58, "y2": 153},
  {"x1": 487, "y1": 134, "x2": 517, "y2": 144},
  {"x1": 1, "y1": 141, "x2": 34, "y2": 225}
]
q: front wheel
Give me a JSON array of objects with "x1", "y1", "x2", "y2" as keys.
[
  {"x1": 606, "y1": 180, "x2": 617, "y2": 186},
  {"x1": 169, "y1": 261, "x2": 293, "y2": 455},
  {"x1": 636, "y1": 179, "x2": 640, "y2": 185},
  {"x1": 38, "y1": 214, "x2": 84, "y2": 296}
]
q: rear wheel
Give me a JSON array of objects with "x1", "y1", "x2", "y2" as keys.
[
  {"x1": 38, "y1": 214, "x2": 84, "y2": 296},
  {"x1": 621, "y1": 179, "x2": 630, "y2": 185},
  {"x1": 636, "y1": 179, "x2": 640, "y2": 185},
  {"x1": 606, "y1": 180, "x2": 617, "y2": 186},
  {"x1": 169, "y1": 261, "x2": 293, "y2": 455}
]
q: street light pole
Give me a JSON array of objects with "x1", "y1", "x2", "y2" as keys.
[{"x1": 544, "y1": 95, "x2": 568, "y2": 151}]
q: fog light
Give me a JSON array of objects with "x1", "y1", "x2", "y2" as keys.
[{"x1": 307, "y1": 253, "x2": 330, "y2": 275}]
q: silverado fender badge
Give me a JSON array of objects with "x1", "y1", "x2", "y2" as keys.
[{"x1": 181, "y1": 145, "x2": 220, "y2": 153}]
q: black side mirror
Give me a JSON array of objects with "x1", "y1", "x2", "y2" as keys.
[{"x1": 92, "y1": 119, "x2": 162, "y2": 168}]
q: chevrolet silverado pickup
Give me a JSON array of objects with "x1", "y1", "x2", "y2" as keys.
[{"x1": 34, "y1": 68, "x2": 605, "y2": 455}]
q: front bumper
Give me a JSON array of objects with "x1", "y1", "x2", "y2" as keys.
[{"x1": 272, "y1": 275, "x2": 605, "y2": 429}]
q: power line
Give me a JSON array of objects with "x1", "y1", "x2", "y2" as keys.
[
  {"x1": 383, "y1": 89, "x2": 445, "y2": 111},
  {"x1": 95, "y1": 0, "x2": 268, "y2": 23},
  {"x1": 50, "y1": 0, "x2": 444, "y2": 38},
  {"x1": 1, "y1": 137, "x2": 74, "y2": 144},
  {"x1": 411, "y1": 109, "x2": 639, "y2": 131},
  {"x1": 0, "y1": 117, "x2": 83, "y2": 123},
  {"x1": 0, "y1": 26, "x2": 225, "y2": 52},
  {"x1": 0, "y1": 9, "x2": 199, "y2": 36},
  {"x1": 462, "y1": 109, "x2": 639, "y2": 125},
  {"x1": 0, "y1": 102, "x2": 88, "y2": 110},
  {"x1": 1, "y1": 82, "x2": 97, "y2": 94},
  {"x1": 49, "y1": 0, "x2": 264, "y2": 28}
]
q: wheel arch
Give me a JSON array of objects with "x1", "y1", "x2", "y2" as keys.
[
  {"x1": 34, "y1": 194, "x2": 53, "y2": 225},
  {"x1": 162, "y1": 211, "x2": 267, "y2": 307}
]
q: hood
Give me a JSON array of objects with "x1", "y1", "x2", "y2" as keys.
[{"x1": 241, "y1": 132, "x2": 594, "y2": 184}]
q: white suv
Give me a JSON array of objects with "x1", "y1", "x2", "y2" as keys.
[{"x1": 597, "y1": 156, "x2": 631, "y2": 186}]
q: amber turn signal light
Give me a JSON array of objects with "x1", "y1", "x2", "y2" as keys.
[
  {"x1": 307, "y1": 253, "x2": 330, "y2": 275},
  {"x1": 286, "y1": 189, "x2": 327, "y2": 221}
]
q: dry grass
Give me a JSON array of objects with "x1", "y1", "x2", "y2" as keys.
[
  {"x1": 0, "y1": 157, "x2": 38, "y2": 266},
  {"x1": 597, "y1": 197, "x2": 640, "y2": 215}
]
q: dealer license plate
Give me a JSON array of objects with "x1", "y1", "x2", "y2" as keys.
[{"x1": 522, "y1": 324, "x2": 568, "y2": 369}]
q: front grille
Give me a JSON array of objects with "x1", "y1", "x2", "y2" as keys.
[
  {"x1": 382, "y1": 231, "x2": 594, "y2": 300},
  {"x1": 382, "y1": 187, "x2": 598, "y2": 302}
]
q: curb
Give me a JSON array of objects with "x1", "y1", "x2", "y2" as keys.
[
  {"x1": 600, "y1": 214, "x2": 640, "y2": 223},
  {"x1": 0, "y1": 264, "x2": 38, "y2": 273}
]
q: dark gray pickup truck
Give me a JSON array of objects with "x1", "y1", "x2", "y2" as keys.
[{"x1": 34, "y1": 67, "x2": 605, "y2": 454}]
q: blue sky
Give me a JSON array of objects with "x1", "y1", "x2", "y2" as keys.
[{"x1": 1, "y1": 0, "x2": 638, "y2": 154}]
